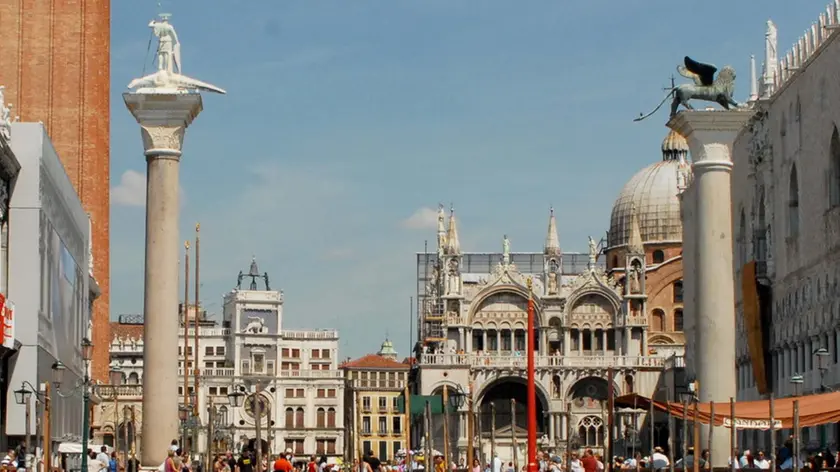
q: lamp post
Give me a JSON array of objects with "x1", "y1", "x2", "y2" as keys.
[
  {"x1": 525, "y1": 277, "x2": 537, "y2": 472},
  {"x1": 52, "y1": 338, "x2": 111, "y2": 472},
  {"x1": 179, "y1": 405, "x2": 192, "y2": 452},
  {"x1": 447, "y1": 386, "x2": 466, "y2": 468},
  {"x1": 14, "y1": 383, "x2": 36, "y2": 468},
  {"x1": 813, "y1": 347, "x2": 831, "y2": 448}
]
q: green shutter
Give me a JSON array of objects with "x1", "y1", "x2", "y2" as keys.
[{"x1": 396, "y1": 394, "x2": 456, "y2": 416}]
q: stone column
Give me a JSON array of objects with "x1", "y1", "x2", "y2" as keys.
[
  {"x1": 669, "y1": 110, "x2": 752, "y2": 467},
  {"x1": 123, "y1": 91, "x2": 203, "y2": 467}
]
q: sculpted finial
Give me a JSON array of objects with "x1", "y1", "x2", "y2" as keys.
[{"x1": 635, "y1": 56, "x2": 741, "y2": 122}]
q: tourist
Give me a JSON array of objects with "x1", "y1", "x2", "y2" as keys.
[
  {"x1": 274, "y1": 454, "x2": 292, "y2": 472},
  {"x1": 580, "y1": 449, "x2": 597, "y2": 472},
  {"x1": 236, "y1": 450, "x2": 254, "y2": 472},
  {"x1": 471, "y1": 458, "x2": 481, "y2": 472},
  {"x1": 96, "y1": 447, "x2": 110, "y2": 465},
  {"x1": 89, "y1": 451, "x2": 108, "y2": 472},
  {"x1": 752, "y1": 451, "x2": 769, "y2": 469},
  {"x1": 567, "y1": 454, "x2": 582, "y2": 472},
  {"x1": 492, "y1": 454, "x2": 501, "y2": 472},
  {"x1": 108, "y1": 452, "x2": 119, "y2": 472}
]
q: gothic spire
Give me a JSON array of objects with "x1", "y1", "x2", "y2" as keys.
[
  {"x1": 627, "y1": 206, "x2": 644, "y2": 254},
  {"x1": 437, "y1": 204, "x2": 447, "y2": 257},
  {"x1": 445, "y1": 206, "x2": 461, "y2": 255},
  {"x1": 544, "y1": 207, "x2": 561, "y2": 256}
]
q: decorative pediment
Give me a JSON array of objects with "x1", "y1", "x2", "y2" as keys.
[
  {"x1": 567, "y1": 267, "x2": 620, "y2": 296},
  {"x1": 476, "y1": 262, "x2": 541, "y2": 294}
]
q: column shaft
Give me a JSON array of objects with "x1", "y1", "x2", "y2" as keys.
[{"x1": 141, "y1": 154, "x2": 182, "y2": 465}]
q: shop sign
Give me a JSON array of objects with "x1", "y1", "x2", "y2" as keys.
[{"x1": 0, "y1": 292, "x2": 14, "y2": 349}]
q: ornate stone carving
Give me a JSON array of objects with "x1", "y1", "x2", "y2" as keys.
[{"x1": 140, "y1": 125, "x2": 186, "y2": 153}]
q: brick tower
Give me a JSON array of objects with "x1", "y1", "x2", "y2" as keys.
[{"x1": 0, "y1": 1, "x2": 111, "y2": 381}]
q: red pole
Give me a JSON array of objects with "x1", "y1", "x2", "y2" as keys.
[{"x1": 526, "y1": 278, "x2": 538, "y2": 472}]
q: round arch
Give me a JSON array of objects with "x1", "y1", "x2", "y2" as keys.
[
  {"x1": 467, "y1": 286, "x2": 542, "y2": 326},
  {"x1": 566, "y1": 289, "x2": 621, "y2": 320},
  {"x1": 476, "y1": 376, "x2": 550, "y2": 434},
  {"x1": 429, "y1": 380, "x2": 465, "y2": 397},
  {"x1": 565, "y1": 375, "x2": 622, "y2": 400},
  {"x1": 648, "y1": 334, "x2": 677, "y2": 345}
]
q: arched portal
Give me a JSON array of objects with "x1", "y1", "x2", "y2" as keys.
[
  {"x1": 477, "y1": 377, "x2": 548, "y2": 436},
  {"x1": 470, "y1": 290, "x2": 540, "y2": 353}
]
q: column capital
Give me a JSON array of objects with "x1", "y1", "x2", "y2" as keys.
[
  {"x1": 123, "y1": 92, "x2": 203, "y2": 157},
  {"x1": 667, "y1": 110, "x2": 753, "y2": 165}
]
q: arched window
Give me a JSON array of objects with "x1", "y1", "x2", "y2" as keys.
[
  {"x1": 624, "y1": 374, "x2": 635, "y2": 394},
  {"x1": 316, "y1": 408, "x2": 326, "y2": 428},
  {"x1": 652, "y1": 250, "x2": 664, "y2": 264},
  {"x1": 673, "y1": 280, "x2": 683, "y2": 303},
  {"x1": 651, "y1": 309, "x2": 665, "y2": 332},
  {"x1": 674, "y1": 309, "x2": 684, "y2": 332},
  {"x1": 127, "y1": 372, "x2": 139, "y2": 385},
  {"x1": 830, "y1": 127, "x2": 840, "y2": 208},
  {"x1": 218, "y1": 406, "x2": 229, "y2": 426},
  {"x1": 327, "y1": 408, "x2": 336, "y2": 428},
  {"x1": 578, "y1": 416, "x2": 605, "y2": 447},
  {"x1": 285, "y1": 408, "x2": 294, "y2": 428},
  {"x1": 788, "y1": 164, "x2": 800, "y2": 237},
  {"x1": 295, "y1": 407, "x2": 305, "y2": 428}
]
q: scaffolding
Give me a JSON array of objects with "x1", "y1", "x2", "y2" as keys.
[{"x1": 415, "y1": 252, "x2": 602, "y2": 345}]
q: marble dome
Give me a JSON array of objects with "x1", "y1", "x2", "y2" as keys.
[{"x1": 608, "y1": 130, "x2": 690, "y2": 249}]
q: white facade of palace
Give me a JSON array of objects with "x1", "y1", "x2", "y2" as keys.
[
  {"x1": 99, "y1": 259, "x2": 345, "y2": 460},
  {"x1": 414, "y1": 166, "x2": 688, "y2": 463},
  {"x1": 731, "y1": 3, "x2": 840, "y2": 451}
]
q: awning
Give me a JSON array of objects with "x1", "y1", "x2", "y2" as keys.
[{"x1": 614, "y1": 392, "x2": 840, "y2": 429}]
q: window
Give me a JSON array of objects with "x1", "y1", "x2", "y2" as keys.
[
  {"x1": 215, "y1": 346, "x2": 225, "y2": 355},
  {"x1": 209, "y1": 387, "x2": 218, "y2": 396},
  {"x1": 378, "y1": 416, "x2": 387, "y2": 434},
  {"x1": 317, "y1": 408, "x2": 326, "y2": 428},
  {"x1": 285, "y1": 388, "x2": 294, "y2": 398},
  {"x1": 578, "y1": 416, "x2": 605, "y2": 447},
  {"x1": 652, "y1": 250, "x2": 664, "y2": 264},
  {"x1": 266, "y1": 361, "x2": 275, "y2": 374},
  {"x1": 392, "y1": 416, "x2": 402, "y2": 434},
  {"x1": 282, "y1": 348, "x2": 290, "y2": 357},
  {"x1": 674, "y1": 309, "x2": 684, "y2": 331},
  {"x1": 379, "y1": 441, "x2": 388, "y2": 461},
  {"x1": 317, "y1": 389, "x2": 326, "y2": 398},
  {"x1": 321, "y1": 349, "x2": 331, "y2": 359},
  {"x1": 327, "y1": 389, "x2": 336, "y2": 398},
  {"x1": 673, "y1": 280, "x2": 683, "y2": 303},
  {"x1": 292, "y1": 349, "x2": 300, "y2": 358},
  {"x1": 281, "y1": 362, "x2": 300, "y2": 371},
  {"x1": 284, "y1": 439, "x2": 304, "y2": 455},
  {"x1": 316, "y1": 439, "x2": 336, "y2": 455},
  {"x1": 651, "y1": 309, "x2": 665, "y2": 332},
  {"x1": 362, "y1": 416, "x2": 371, "y2": 434},
  {"x1": 362, "y1": 396, "x2": 371, "y2": 411},
  {"x1": 219, "y1": 387, "x2": 228, "y2": 396},
  {"x1": 205, "y1": 346, "x2": 214, "y2": 356},
  {"x1": 378, "y1": 396, "x2": 387, "y2": 411},
  {"x1": 285, "y1": 408, "x2": 294, "y2": 428},
  {"x1": 295, "y1": 408, "x2": 304, "y2": 428},
  {"x1": 327, "y1": 408, "x2": 336, "y2": 427},
  {"x1": 218, "y1": 406, "x2": 228, "y2": 425},
  {"x1": 252, "y1": 353, "x2": 265, "y2": 374},
  {"x1": 204, "y1": 362, "x2": 214, "y2": 369},
  {"x1": 296, "y1": 388, "x2": 304, "y2": 397},
  {"x1": 362, "y1": 441, "x2": 372, "y2": 456},
  {"x1": 392, "y1": 442, "x2": 401, "y2": 461},
  {"x1": 392, "y1": 396, "x2": 399, "y2": 411},
  {"x1": 312, "y1": 349, "x2": 321, "y2": 359},
  {"x1": 831, "y1": 127, "x2": 840, "y2": 208},
  {"x1": 241, "y1": 361, "x2": 250, "y2": 374},
  {"x1": 789, "y1": 163, "x2": 800, "y2": 237}
]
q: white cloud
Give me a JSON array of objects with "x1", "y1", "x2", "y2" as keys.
[
  {"x1": 111, "y1": 170, "x2": 147, "y2": 207},
  {"x1": 401, "y1": 206, "x2": 439, "y2": 230},
  {"x1": 111, "y1": 169, "x2": 186, "y2": 207}
]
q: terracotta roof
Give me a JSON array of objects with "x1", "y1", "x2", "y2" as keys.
[
  {"x1": 110, "y1": 322, "x2": 144, "y2": 341},
  {"x1": 341, "y1": 354, "x2": 410, "y2": 370}
]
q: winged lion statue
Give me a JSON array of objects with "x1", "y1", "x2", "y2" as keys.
[{"x1": 635, "y1": 57, "x2": 740, "y2": 122}]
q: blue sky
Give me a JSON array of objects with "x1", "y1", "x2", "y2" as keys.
[{"x1": 109, "y1": 0, "x2": 826, "y2": 360}]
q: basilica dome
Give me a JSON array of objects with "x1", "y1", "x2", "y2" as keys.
[{"x1": 607, "y1": 129, "x2": 690, "y2": 249}]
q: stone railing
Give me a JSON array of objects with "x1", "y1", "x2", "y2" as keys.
[
  {"x1": 280, "y1": 329, "x2": 339, "y2": 340},
  {"x1": 420, "y1": 353, "x2": 678, "y2": 369},
  {"x1": 278, "y1": 369, "x2": 343, "y2": 379},
  {"x1": 94, "y1": 384, "x2": 143, "y2": 399},
  {"x1": 178, "y1": 368, "x2": 235, "y2": 377}
]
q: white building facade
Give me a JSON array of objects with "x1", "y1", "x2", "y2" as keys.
[
  {"x1": 731, "y1": 2, "x2": 840, "y2": 451},
  {"x1": 415, "y1": 200, "x2": 685, "y2": 462},
  {"x1": 101, "y1": 259, "x2": 345, "y2": 460}
]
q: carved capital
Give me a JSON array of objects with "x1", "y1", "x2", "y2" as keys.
[{"x1": 140, "y1": 125, "x2": 185, "y2": 157}]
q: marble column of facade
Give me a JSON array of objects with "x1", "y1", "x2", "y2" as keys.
[
  {"x1": 124, "y1": 91, "x2": 203, "y2": 467},
  {"x1": 669, "y1": 110, "x2": 752, "y2": 467}
]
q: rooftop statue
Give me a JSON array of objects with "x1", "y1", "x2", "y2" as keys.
[
  {"x1": 127, "y1": 14, "x2": 226, "y2": 94},
  {"x1": 634, "y1": 56, "x2": 739, "y2": 122}
]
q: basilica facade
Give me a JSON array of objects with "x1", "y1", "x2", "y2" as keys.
[{"x1": 413, "y1": 131, "x2": 689, "y2": 461}]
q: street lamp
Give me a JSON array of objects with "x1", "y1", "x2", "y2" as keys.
[
  {"x1": 14, "y1": 386, "x2": 32, "y2": 405},
  {"x1": 448, "y1": 388, "x2": 465, "y2": 409},
  {"x1": 813, "y1": 348, "x2": 830, "y2": 392},
  {"x1": 52, "y1": 338, "x2": 95, "y2": 472},
  {"x1": 790, "y1": 374, "x2": 804, "y2": 397},
  {"x1": 228, "y1": 390, "x2": 245, "y2": 408}
]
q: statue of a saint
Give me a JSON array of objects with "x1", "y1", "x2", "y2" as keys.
[
  {"x1": 588, "y1": 236, "x2": 598, "y2": 264},
  {"x1": 502, "y1": 235, "x2": 511, "y2": 265},
  {"x1": 629, "y1": 263, "x2": 641, "y2": 294},
  {"x1": 446, "y1": 259, "x2": 461, "y2": 295},
  {"x1": 548, "y1": 272, "x2": 558, "y2": 295},
  {"x1": 150, "y1": 15, "x2": 181, "y2": 75}
]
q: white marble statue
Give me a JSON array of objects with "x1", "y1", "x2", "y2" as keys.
[
  {"x1": 127, "y1": 14, "x2": 226, "y2": 94},
  {"x1": 446, "y1": 259, "x2": 461, "y2": 295},
  {"x1": 0, "y1": 86, "x2": 12, "y2": 141},
  {"x1": 502, "y1": 235, "x2": 511, "y2": 265},
  {"x1": 244, "y1": 316, "x2": 266, "y2": 334},
  {"x1": 629, "y1": 263, "x2": 642, "y2": 294},
  {"x1": 588, "y1": 236, "x2": 598, "y2": 265}
]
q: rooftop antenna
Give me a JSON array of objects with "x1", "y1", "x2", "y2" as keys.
[{"x1": 663, "y1": 74, "x2": 677, "y2": 92}]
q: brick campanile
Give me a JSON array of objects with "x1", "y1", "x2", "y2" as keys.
[{"x1": 0, "y1": 0, "x2": 112, "y2": 381}]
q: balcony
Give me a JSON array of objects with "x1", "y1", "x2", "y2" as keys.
[
  {"x1": 178, "y1": 368, "x2": 235, "y2": 377},
  {"x1": 419, "y1": 353, "x2": 675, "y2": 369},
  {"x1": 179, "y1": 328, "x2": 231, "y2": 337},
  {"x1": 281, "y1": 330, "x2": 338, "y2": 340},
  {"x1": 278, "y1": 369, "x2": 343, "y2": 379},
  {"x1": 94, "y1": 385, "x2": 143, "y2": 400}
]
